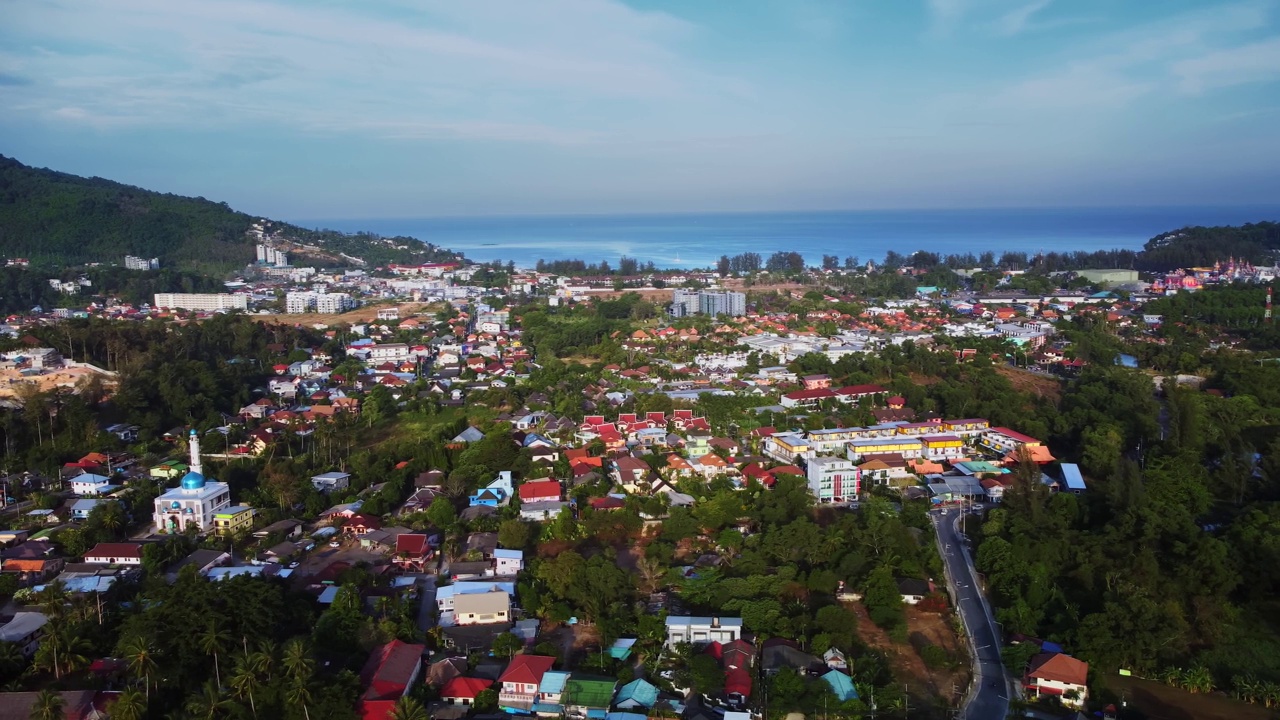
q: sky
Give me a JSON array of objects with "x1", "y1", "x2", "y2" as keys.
[{"x1": 2, "y1": 0, "x2": 1280, "y2": 218}]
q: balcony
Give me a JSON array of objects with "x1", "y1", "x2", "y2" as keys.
[{"x1": 498, "y1": 691, "x2": 536, "y2": 712}]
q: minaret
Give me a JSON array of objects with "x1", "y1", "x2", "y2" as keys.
[{"x1": 188, "y1": 429, "x2": 203, "y2": 477}]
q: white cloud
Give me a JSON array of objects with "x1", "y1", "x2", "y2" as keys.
[
  {"x1": 927, "y1": 0, "x2": 968, "y2": 35},
  {"x1": 0, "y1": 0, "x2": 744, "y2": 143},
  {"x1": 994, "y1": 0, "x2": 1053, "y2": 36},
  {"x1": 1173, "y1": 36, "x2": 1280, "y2": 92}
]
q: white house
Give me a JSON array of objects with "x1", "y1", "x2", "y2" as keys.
[
  {"x1": 493, "y1": 548, "x2": 524, "y2": 576},
  {"x1": 311, "y1": 472, "x2": 351, "y2": 493},
  {"x1": 452, "y1": 589, "x2": 511, "y2": 626},
  {"x1": 70, "y1": 473, "x2": 113, "y2": 496},
  {"x1": 83, "y1": 542, "x2": 144, "y2": 566},
  {"x1": 665, "y1": 616, "x2": 743, "y2": 648},
  {"x1": 1024, "y1": 652, "x2": 1089, "y2": 708}
]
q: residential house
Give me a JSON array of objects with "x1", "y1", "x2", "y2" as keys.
[
  {"x1": 535, "y1": 670, "x2": 571, "y2": 715},
  {"x1": 468, "y1": 471, "x2": 514, "y2": 507},
  {"x1": 212, "y1": 505, "x2": 256, "y2": 536},
  {"x1": 83, "y1": 543, "x2": 143, "y2": 566},
  {"x1": 493, "y1": 548, "x2": 524, "y2": 576},
  {"x1": 1024, "y1": 652, "x2": 1089, "y2": 708},
  {"x1": 343, "y1": 513, "x2": 382, "y2": 536},
  {"x1": 70, "y1": 473, "x2": 113, "y2": 496},
  {"x1": 311, "y1": 471, "x2": 351, "y2": 493},
  {"x1": 0, "y1": 612, "x2": 47, "y2": 658},
  {"x1": 820, "y1": 670, "x2": 859, "y2": 702},
  {"x1": 434, "y1": 582, "x2": 515, "y2": 614},
  {"x1": 0, "y1": 539, "x2": 64, "y2": 583},
  {"x1": 519, "y1": 501, "x2": 567, "y2": 522},
  {"x1": 517, "y1": 480, "x2": 561, "y2": 505},
  {"x1": 665, "y1": 616, "x2": 743, "y2": 648},
  {"x1": 360, "y1": 639, "x2": 426, "y2": 701},
  {"x1": 498, "y1": 655, "x2": 558, "y2": 713},
  {"x1": 896, "y1": 578, "x2": 933, "y2": 605},
  {"x1": 452, "y1": 589, "x2": 511, "y2": 626},
  {"x1": 440, "y1": 676, "x2": 493, "y2": 706},
  {"x1": 612, "y1": 457, "x2": 651, "y2": 492},
  {"x1": 393, "y1": 534, "x2": 433, "y2": 571},
  {"x1": 613, "y1": 678, "x2": 660, "y2": 711}
]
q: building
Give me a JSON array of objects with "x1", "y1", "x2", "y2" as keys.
[
  {"x1": 83, "y1": 542, "x2": 143, "y2": 566},
  {"x1": 452, "y1": 589, "x2": 511, "y2": 626},
  {"x1": 1024, "y1": 652, "x2": 1089, "y2": 708},
  {"x1": 124, "y1": 255, "x2": 159, "y2": 270},
  {"x1": 212, "y1": 506, "x2": 256, "y2": 536},
  {"x1": 360, "y1": 639, "x2": 426, "y2": 701},
  {"x1": 665, "y1": 616, "x2": 743, "y2": 648},
  {"x1": 670, "y1": 289, "x2": 746, "y2": 317},
  {"x1": 285, "y1": 291, "x2": 356, "y2": 314},
  {"x1": 368, "y1": 343, "x2": 411, "y2": 363},
  {"x1": 763, "y1": 433, "x2": 811, "y2": 463},
  {"x1": 152, "y1": 431, "x2": 232, "y2": 534},
  {"x1": 0, "y1": 612, "x2": 48, "y2": 659},
  {"x1": 493, "y1": 548, "x2": 524, "y2": 576},
  {"x1": 153, "y1": 293, "x2": 248, "y2": 312},
  {"x1": 806, "y1": 456, "x2": 859, "y2": 503},
  {"x1": 256, "y1": 243, "x2": 290, "y2": 267},
  {"x1": 498, "y1": 655, "x2": 557, "y2": 713},
  {"x1": 311, "y1": 471, "x2": 351, "y2": 493},
  {"x1": 69, "y1": 473, "x2": 113, "y2": 496}
]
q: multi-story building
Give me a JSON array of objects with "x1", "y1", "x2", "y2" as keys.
[
  {"x1": 498, "y1": 655, "x2": 557, "y2": 713},
  {"x1": 699, "y1": 290, "x2": 746, "y2": 317},
  {"x1": 367, "y1": 343, "x2": 411, "y2": 363},
  {"x1": 847, "y1": 437, "x2": 924, "y2": 461},
  {"x1": 212, "y1": 506, "x2": 256, "y2": 536},
  {"x1": 921, "y1": 435, "x2": 965, "y2": 460},
  {"x1": 665, "y1": 616, "x2": 743, "y2": 648},
  {"x1": 806, "y1": 456, "x2": 860, "y2": 503},
  {"x1": 153, "y1": 293, "x2": 247, "y2": 312},
  {"x1": 452, "y1": 589, "x2": 511, "y2": 626},
  {"x1": 124, "y1": 255, "x2": 159, "y2": 270},
  {"x1": 286, "y1": 292, "x2": 356, "y2": 314},
  {"x1": 0, "y1": 612, "x2": 47, "y2": 659},
  {"x1": 764, "y1": 433, "x2": 812, "y2": 463},
  {"x1": 256, "y1": 244, "x2": 289, "y2": 267}
]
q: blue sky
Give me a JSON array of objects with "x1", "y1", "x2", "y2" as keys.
[{"x1": 2, "y1": 0, "x2": 1280, "y2": 217}]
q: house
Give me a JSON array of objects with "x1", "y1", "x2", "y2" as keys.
[
  {"x1": 1058, "y1": 463, "x2": 1087, "y2": 493},
  {"x1": 519, "y1": 501, "x2": 567, "y2": 522},
  {"x1": 360, "y1": 639, "x2": 426, "y2": 701},
  {"x1": 393, "y1": 534, "x2": 433, "y2": 571},
  {"x1": 452, "y1": 589, "x2": 511, "y2": 626},
  {"x1": 83, "y1": 542, "x2": 143, "y2": 566},
  {"x1": 344, "y1": 514, "x2": 382, "y2": 536},
  {"x1": 311, "y1": 471, "x2": 351, "y2": 493},
  {"x1": 0, "y1": 539, "x2": 64, "y2": 582},
  {"x1": 493, "y1": 548, "x2": 524, "y2": 576},
  {"x1": 434, "y1": 582, "x2": 515, "y2": 614},
  {"x1": 517, "y1": 480, "x2": 561, "y2": 504},
  {"x1": 440, "y1": 676, "x2": 493, "y2": 706},
  {"x1": 896, "y1": 577, "x2": 933, "y2": 604},
  {"x1": 665, "y1": 616, "x2": 743, "y2": 648},
  {"x1": 498, "y1": 655, "x2": 558, "y2": 713},
  {"x1": 614, "y1": 678, "x2": 660, "y2": 711},
  {"x1": 69, "y1": 498, "x2": 107, "y2": 521},
  {"x1": 1024, "y1": 652, "x2": 1089, "y2": 708},
  {"x1": 820, "y1": 670, "x2": 859, "y2": 702},
  {"x1": 0, "y1": 612, "x2": 47, "y2": 658},
  {"x1": 70, "y1": 473, "x2": 113, "y2": 496},
  {"x1": 469, "y1": 471, "x2": 514, "y2": 507},
  {"x1": 611, "y1": 456, "x2": 651, "y2": 491}
]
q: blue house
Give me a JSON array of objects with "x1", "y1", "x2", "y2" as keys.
[
  {"x1": 820, "y1": 670, "x2": 859, "y2": 702},
  {"x1": 613, "y1": 678, "x2": 658, "y2": 711}
]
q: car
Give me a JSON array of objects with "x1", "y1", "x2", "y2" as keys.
[
  {"x1": 288, "y1": 561, "x2": 300, "y2": 569},
  {"x1": 329, "y1": 540, "x2": 341, "y2": 548}
]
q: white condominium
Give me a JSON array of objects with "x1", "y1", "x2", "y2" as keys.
[
  {"x1": 285, "y1": 291, "x2": 356, "y2": 314},
  {"x1": 153, "y1": 293, "x2": 247, "y2": 312}
]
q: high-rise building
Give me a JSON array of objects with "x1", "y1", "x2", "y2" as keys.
[
  {"x1": 285, "y1": 291, "x2": 356, "y2": 314},
  {"x1": 256, "y1": 244, "x2": 289, "y2": 267},
  {"x1": 670, "y1": 289, "x2": 745, "y2": 317},
  {"x1": 153, "y1": 293, "x2": 247, "y2": 312},
  {"x1": 124, "y1": 255, "x2": 159, "y2": 270}
]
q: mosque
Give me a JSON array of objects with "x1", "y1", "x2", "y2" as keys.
[{"x1": 152, "y1": 430, "x2": 232, "y2": 534}]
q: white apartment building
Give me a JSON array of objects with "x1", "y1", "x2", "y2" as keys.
[
  {"x1": 286, "y1": 291, "x2": 356, "y2": 314},
  {"x1": 806, "y1": 456, "x2": 860, "y2": 503},
  {"x1": 124, "y1": 255, "x2": 159, "y2": 270},
  {"x1": 368, "y1": 343, "x2": 411, "y2": 363},
  {"x1": 665, "y1": 616, "x2": 743, "y2": 648},
  {"x1": 154, "y1": 293, "x2": 248, "y2": 312}
]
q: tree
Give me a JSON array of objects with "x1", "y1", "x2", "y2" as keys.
[
  {"x1": 281, "y1": 638, "x2": 315, "y2": 687},
  {"x1": 107, "y1": 688, "x2": 148, "y2": 720},
  {"x1": 199, "y1": 620, "x2": 231, "y2": 687},
  {"x1": 390, "y1": 696, "x2": 429, "y2": 720},
  {"x1": 29, "y1": 689, "x2": 64, "y2": 720},
  {"x1": 688, "y1": 654, "x2": 725, "y2": 695},
  {"x1": 863, "y1": 566, "x2": 905, "y2": 631},
  {"x1": 491, "y1": 632, "x2": 523, "y2": 659},
  {"x1": 498, "y1": 519, "x2": 535, "y2": 550},
  {"x1": 186, "y1": 680, "x2": 234, "y2": 720},
  {"x1": 120, "y1": 634, "x2": 159, "y2": 699},
  {"x1": 230, "y1": 654, "x2": 263, "y2": 716},
  {"x1": 474, "y1": 688, "x2": 498, "y2": 712},
  {"x1": 425, "y1": 496, "x2": 456, "y2": 531}
]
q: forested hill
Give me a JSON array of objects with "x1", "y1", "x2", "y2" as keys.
[
  {"x1": 0, "y1": 154, "x2": 459, "y2": 272},
  {"x1": 1140, "y1": 221, "x2": 1280, "y2": 269}
]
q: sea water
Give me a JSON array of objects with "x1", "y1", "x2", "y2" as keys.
[{"x1": 297, "y1": 206, "x2": 1280, "y2": 269}]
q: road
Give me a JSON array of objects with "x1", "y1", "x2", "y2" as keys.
[
  {"x1": 415, "y1": 573, "x2": 437, "y2": 632},
  {"x1": 932, "y1": 507, "x2": 1009, "y2": 720}
]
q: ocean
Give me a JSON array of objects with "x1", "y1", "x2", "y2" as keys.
[{"x1": 297, "y1": 206, "x2": 1280, "y2": 269}]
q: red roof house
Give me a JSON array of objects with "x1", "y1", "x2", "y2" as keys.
[
  {"x1": 441, "y1": 676, "x2": 494, "y2": 705},
  {"x1": 517, "y1": 480, "x2": 562, "y2": 504},
  {"x1": 360, "y1": 639, "x2": 426, "y2": 701}
]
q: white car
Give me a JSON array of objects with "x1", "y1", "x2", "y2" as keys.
[{"x1": 329, "y1": 540, "x2": 341, "y2": 548}]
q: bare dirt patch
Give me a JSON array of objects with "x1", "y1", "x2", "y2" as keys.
[
  {"x1": 1101, "y1": 674, "x2": 1273, "y2": 720},
  {"x1": 849, "y1": 601, "x2": 970, "y2": 715},
  {"x1": 994, "y1": 365, "x2": 1062, "y2": 403}
]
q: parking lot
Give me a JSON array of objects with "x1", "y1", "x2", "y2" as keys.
[{"x1": 291, "y1": 541, "x2": 388, "y2": 579}]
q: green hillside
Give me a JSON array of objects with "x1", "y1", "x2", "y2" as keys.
[
  {"x1": 1140, "y1": 222, "x2": 1280, "y2": 270},
  {"x1": 0, "y1": 154, "x2": 458, "y2": 273}
]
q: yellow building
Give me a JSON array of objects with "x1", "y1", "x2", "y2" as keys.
[
  {"x1": 212, "y1": 505, "x2": 256, "y2": 537},
  {"x1": 847, "y1": 437, "x2": 924, "y2": 459}
]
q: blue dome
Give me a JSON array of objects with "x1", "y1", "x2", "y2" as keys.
[{"x1": 180, "y1": 471, "x2": 206, "y2": 490}]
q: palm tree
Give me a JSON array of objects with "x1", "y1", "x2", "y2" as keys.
[
  {"x1": 0, "y1": 641, "x2": 25, "y2": 677},
  {"x1": 185, "y1": 680, "x2": 234, "y2": 720},
  {"x1": 199, "y1": 621, "x2": 231, "y2": 687},
  {"x1": 34, "y1": 624, "x2": 90, "y2": 679},
  {"x1": 280, "y1": 638, "x2": 314, "y2": 687},
  {"x1": 285, "y1": 679, "x2": 313, "y2": 720},
  {"x1": 120, "y1": 635, "x2": 159, "y2": 700},
  {"x1": 108, "y1": 687, "x2": 148, "y2": 720},
  {"x1": 30, "y1": 688, "x2": 64, "y2": 720},
  {"x1": 229, "y1": 654, "x2": 263, "y2": 717},
  {"x1": 390, "y1": 696, "x2": 429, "y2": 720}
]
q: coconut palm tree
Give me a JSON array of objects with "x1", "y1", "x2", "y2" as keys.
[
  {"x1": 120, "y1": 634, "x2": 159, "y2": 700},
  {"x1": 390, "y1": 696, "x2": 429, "y2": 720},
  {"x1": 108, "y1": 687, "x2": 148, "y2": 720},
  {"x1": 0, "y1": 641, "x2": 25, "y2": 678},
  {"x1": 229, "y1": 654, "x2": 264, "y2": 717},
  {"x1": 199, "y1": 620, "x2": 231, "y2": 687},
  {"x1": 185, "y1": 680, "x2": 234, "y2": 720},
  {"x1": 280, "y1": 638, "x2": 314, "y2": 687},
  {"x1": 285, "y1": 679, "x2": 313, "y2": 720},
  {"x1": 33, "y1": 624, "x2": 90, "y2": 679},
  {"x1": 30, "y1": 688, "x2": 64, "y2": 720}
]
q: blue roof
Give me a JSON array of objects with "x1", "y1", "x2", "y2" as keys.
[
  {"x1": 608, "y1": 638, "x2": 637, "y2": 660},
  {"x1": 317, "y1": 586, "x2": 340, "y2": 604},
  {"x1": 1060, "y1": 463, "x2": 1086, "y2": 491},
  {"x1": 180, "y1": 470, "x2": 206, "y2": 490},
  {"x1": 614, "y1": 679, "x2": 658, "y2": 708},
  {"x1": 539, "y1": 671, "x2": 570, "y2": 694},
  {"x1": 821, "y1": 670, "x2": 859, "y2": 701},
  {"x1": 1041, "y1": 641, "x2": 1065, "y2": 654},
  {"x1": 493, "y1": 548, "x2": 524, "y2": 560},
  {"x1": 436, "y1": 581, "x2": 515, "y2": 601}
]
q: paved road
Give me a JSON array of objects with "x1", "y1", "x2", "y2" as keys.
[
  {"x1": 932, "y1": 508, "x2": 1010, "y2": 720},
  {"x1": 415, "y1": 573, "x2": 438, "y2": 632}
]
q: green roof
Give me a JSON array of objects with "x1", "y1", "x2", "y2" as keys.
[{"x1": 565, "y1": 677, "x2": 617, "y2": 709}]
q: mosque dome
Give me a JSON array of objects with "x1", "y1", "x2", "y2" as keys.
[{"x1": 180, "y1": 470, "x2": 206, "y2": 490}]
